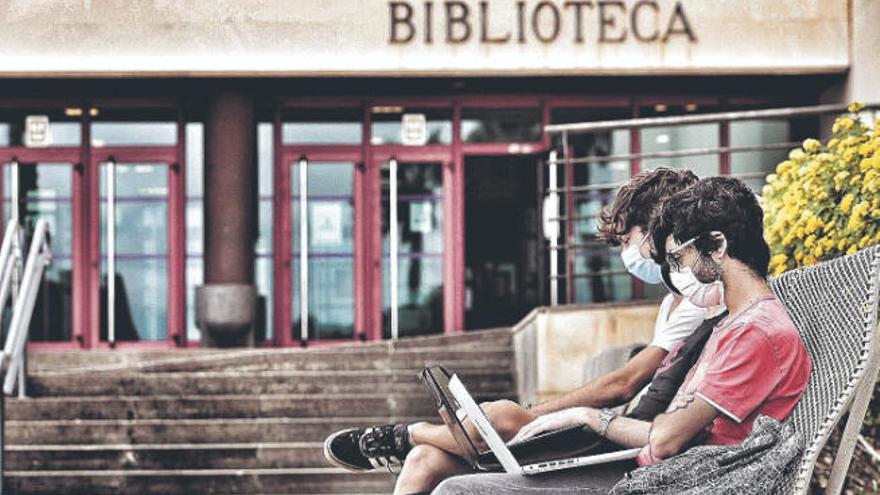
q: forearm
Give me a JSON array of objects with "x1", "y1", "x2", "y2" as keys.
[
  {"x1": 580, "y1": 408, "x2": 651, "y2": 449},
  {"x1": 529, "y1": 346, "x2": 666, "y2": 416},
  {"x1": 528, "y1": 376, "x2": 630, "y2": 416}
]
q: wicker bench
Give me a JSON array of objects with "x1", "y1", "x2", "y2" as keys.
[
  {"x1": 577, "y1": 245, "x2": 880, "y2": 494},
  {"x1": 772, "y1": 245, "x2": 880, "y2": 494}
]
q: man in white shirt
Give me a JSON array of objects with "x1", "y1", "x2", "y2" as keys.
[{"x1": 323, "y1": 168, "x2": 715, "y2": 495}]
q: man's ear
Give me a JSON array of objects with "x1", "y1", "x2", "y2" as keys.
[{"x1": 710, "y1": 232, "x2": 728, "y2": 261}]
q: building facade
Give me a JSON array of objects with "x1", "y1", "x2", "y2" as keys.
[{"x1": 0, "y1": 0, "x2": 875, "y2": 349}]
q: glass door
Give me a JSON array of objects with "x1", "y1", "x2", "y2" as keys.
[
  {"x1": 99, "y1": 160, "x2": 173, "y2": 343},
  {"x1": 290, "y1": 158, "x2": 357, "y2": 342},
  {"x1": 380, "y1": 159, "x2": 445, "y2": 339},
  {"x1": 1, "y1": 161, "x2": 76, "y2": 342}
]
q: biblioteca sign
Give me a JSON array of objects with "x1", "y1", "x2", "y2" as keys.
[{"x1": 388, "y1": 1, "x2": 696, "y2": 45}]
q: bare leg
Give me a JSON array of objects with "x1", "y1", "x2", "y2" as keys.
[
  {"x1": 410, "y1": 400, "x2": 536, "y2": 456},
  {"x1": 410, "y1": 421, "x2": 464, "y2": 455},
  {"x1": 393, "y1": 445, "x2": 473, "y2": 495}
]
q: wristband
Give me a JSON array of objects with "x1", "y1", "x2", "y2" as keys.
[{"x1": 597, "y1": 408, "x2": 619, "y2": 438}]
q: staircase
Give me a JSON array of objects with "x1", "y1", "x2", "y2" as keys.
[{"x1": 6, "y1": 329, "x2": 516, "y2": 494}]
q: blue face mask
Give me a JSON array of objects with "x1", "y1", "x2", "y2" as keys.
[{"x1": 620, "y1": 238, "x2": 663, "y2": 284}]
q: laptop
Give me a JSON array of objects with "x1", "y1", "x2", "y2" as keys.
[
  {"x1": 419, "y1": 364, "x2": 641, "y2": 474},
  {"x1": 448, "y1": 374, "x2": 641, "y2": 474}
]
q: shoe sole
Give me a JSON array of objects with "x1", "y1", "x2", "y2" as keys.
[{"x1": 323, "y1": 429, "x2": 375, "y2": 473}]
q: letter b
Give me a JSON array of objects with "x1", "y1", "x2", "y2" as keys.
[
  {"x1": 445, "y1": 1, "x2": 472, "y2": 43},
  {"x1": 390, "y1": 1, "x2": 416, "y2": 43}
]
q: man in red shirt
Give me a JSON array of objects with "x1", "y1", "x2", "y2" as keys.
[{"x1": 432, "y1": 176, "x2": 811, "y2": 494}]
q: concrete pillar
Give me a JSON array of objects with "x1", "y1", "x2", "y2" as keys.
[
  {"x1": 821, "y1": 0, "x2": 880, "y2": 125},
  {"x1": 196, "y1": 91, "x2": 258, "y2": 347}
]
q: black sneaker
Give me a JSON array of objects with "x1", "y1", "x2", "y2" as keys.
[{"x1": 323, "y1": 424, "x2": 411, "y2": 473}]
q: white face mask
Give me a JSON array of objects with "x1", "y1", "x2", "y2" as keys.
[
  {"x1": 670, "y1": 267, "x2": 725, "y2": 308},
  {"x1": 621, "y1": 241, "x2": 662, "y2": 285}
]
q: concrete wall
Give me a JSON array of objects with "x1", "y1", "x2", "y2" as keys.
[
  {"x1": 514, "y1": 301, "x2": 660, "y2": 406},
  {"x1": 846, "y1": 0, "x2": 880, "y2": 104},
  {"x1": 0, "y1": 0, "x2": 849, "y2": 76},
  {"x1": 822, "y1": 0, "x2": 880, "y2": 115}
]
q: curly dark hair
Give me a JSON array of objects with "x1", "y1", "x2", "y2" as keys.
[
  {"x1": 649, "y1": 176, "x2": 770, "y2": 279},
  {"x1": 597, "y1": 168, "x2": 699, "y2": 245}
]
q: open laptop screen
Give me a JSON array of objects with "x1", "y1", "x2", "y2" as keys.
[{"x1": 419, "y1": 364, "x2": 484, "y2": 467}]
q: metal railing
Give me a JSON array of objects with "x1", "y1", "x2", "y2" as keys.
[
  {"x1": 542, "y1": 102, "x2": 880, "y2": 306},
  {"x1": 0, "y1": 218, "x2": 52, "y2": 493}
]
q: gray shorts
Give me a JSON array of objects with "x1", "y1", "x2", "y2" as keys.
[{"x1": 431, "y1": 460, "x2": 635, "y2": 494}]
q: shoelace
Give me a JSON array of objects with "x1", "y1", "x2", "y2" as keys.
[{"x1": 359, "y1": 426, "x2": 404, "y2": 475}]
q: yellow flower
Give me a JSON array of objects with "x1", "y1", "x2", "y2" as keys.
[
  {"x1": 804, "y1": 235, "x2": 816, "y2": 249},
  {"x1": 833, "y1": 117, "x2": 855, "y2": 134},
  {"x1": 770, "y1": 254, "x2": 788, "y2": 267},
  {"x1": 764, "y1": 107, "x2": 877, "y2": 275},
  {"x1": 848, "y1": 102, "x2": 865, "y2": 113},
  {"x1": 802, "y1": 138, "x2": 821, "y2": 153},
  {"x1": 840, "y1": 193, "x2": 855, "y2": 213}
]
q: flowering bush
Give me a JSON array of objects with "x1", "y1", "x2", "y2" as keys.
[{"x1": 763, "y1": 102, "x2": 880, "y2": 276}]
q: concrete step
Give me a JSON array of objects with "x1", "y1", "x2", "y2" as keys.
[
  {"x1": 29, "y1": 328, "x2": 512, "y2": 374},
  {"x1": 6, "y1": 416, "x2": 434, "y2": 445},
  {"x1": 28, "y1": 369, "x2": 514, "y2": 397},
  {"x1": 7, "y1": 442, "x2": 337, "y2": 470},
  {"x1": 28, "y1": 350, "x2": 227, "y2": 373},
  {"x1": 38, "y1": 348, "x2": 513, "y2": 375},
  {"x1": 100, "y1": 349, "x2": 512, "y2": 374},
  {"x1": 6, "y1": 392, "x2": 515, "y2": 420},
  {"x1": 6, "y1": 468, "x2": 395, "y2": 495}
]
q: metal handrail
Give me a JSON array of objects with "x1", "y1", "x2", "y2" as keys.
[
  {"x1": 540, "y1": 102, "x2": 877, "y2": 306},
  {"x1": 0, "y1": 222, "x2": 23, "y2": 332},
  {"x1": 545, "y1": 102, "x2": 880, "y2": 135},
  {"x1": 547, "y1": 141, "x2": 802, "y2": 165},
  {"x1": 2, "y1": 219, "x2": 52, "y2": 396}
]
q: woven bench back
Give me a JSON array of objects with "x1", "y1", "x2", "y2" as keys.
[{"x1": 769, "y1": 245, "x2": 880, "y2": 494}]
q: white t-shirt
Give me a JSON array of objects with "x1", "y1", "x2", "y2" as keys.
[{"x1": 649, "y1": 293, "x2": 708, "y2": 351}]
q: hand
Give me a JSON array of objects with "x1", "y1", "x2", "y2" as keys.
[{"x1": 510, "y1": 407, "x2": 589, "y2": 443}]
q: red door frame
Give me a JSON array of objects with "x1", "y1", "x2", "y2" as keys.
[
  {"x1": 0, "y1": 148, "x2": 84, "y2": 349},
  {"x1": 275, "y1": 147, "x2": 365, "y2": 348},
  {"x1": 370, "y1": 147, "x2": 454, "y2": 341},
  {"x1": 87, "y1": 146, "x2": 185, "y2": 349}
]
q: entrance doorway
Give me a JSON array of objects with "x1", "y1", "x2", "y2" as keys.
[
  {"x1": 93, "y1": 149, "x2": 184, "y2": 347},
  {"x1": 464, "y1": 155, "x2": 539, "y2": 330},
  {"x1": 289, "y1": 158, "x2": 357, "y2": 342},
  {"x1": 2, "y1": 161, "x2": 76, "y2": 342},
  {"x1": 380, "y1": 158, "x2": 445, "y2": 339}
]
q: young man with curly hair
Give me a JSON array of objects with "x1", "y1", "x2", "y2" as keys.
[
  {"x1": 431, "y1": 176, "x2": 811, "y2": 494},
  {"x1": 323, "y1": 168, "x2": 720, "y2": 494}
]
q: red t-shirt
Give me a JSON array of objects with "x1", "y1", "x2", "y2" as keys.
[{"x1": 638, "y1": 294, "x2": 811, "y2": 464}]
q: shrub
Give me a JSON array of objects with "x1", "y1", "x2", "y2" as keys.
[{"x1": 763, "y1": 102, "x2": 880, "y2": 276}]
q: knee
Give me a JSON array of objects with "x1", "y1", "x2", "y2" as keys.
[
  {"x1": 481, "y1": 400, "x2": 533, "y2": 440},
  {"x1": 400, "y1": 445, "x2": 458, "y2": 491},
  {"x1": 404, "y1": 444, "x2": 449, "y2": 471}
]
